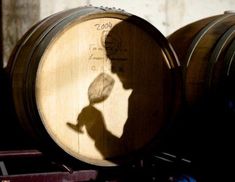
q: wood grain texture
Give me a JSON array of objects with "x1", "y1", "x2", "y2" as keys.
[
  {"x1": 36, "y1": 17, "x2": 170, "y2": 165},
  {"x1": 7, "y1": 7, "x2": 180, "y2": 166},
  {"x1": 168, "y1": 15, "x2": 220, "y2": 66},
  {"x1": 168, "y1": 13, "x2": 235, "y2": 107}
]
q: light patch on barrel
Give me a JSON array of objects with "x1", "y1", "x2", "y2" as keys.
[
  {"x1": 36, "y1": 18, "x2": 131, "y2": 161},
  {"x1": 35, "y1": 16, "x2": 165, "y2": 165}
]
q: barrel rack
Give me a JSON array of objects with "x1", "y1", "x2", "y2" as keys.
[
  {"x1": 0, "y1": 150, "x2": 98, "y2": 182},
  {"x1": 0, "y1": 149, "x2": 195, "y2": 182}
]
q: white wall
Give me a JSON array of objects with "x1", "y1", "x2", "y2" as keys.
[
  {"x1": 2, "y1": 0, "x2": 235, "y2": 66},
  {"x1": 40, "y1": 0, "x2": 235, "y2": 36}
]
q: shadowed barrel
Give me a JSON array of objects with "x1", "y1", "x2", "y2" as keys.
[
  {"x1": 168, "y1": 12, "x2": 235, "y2": 107},
  {"x1": 168, "y1": 13, "x2": 235, "y2": 176},
  {"x1": 7, "y1": 6, "x2": 181, "y2": 166}
]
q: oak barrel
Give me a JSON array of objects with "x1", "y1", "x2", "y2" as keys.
[
  {"x1": 7, "y1": 6, "x2": 180, "y2": 166},
  {"x1": 167, "y1": 13, "x2": 235, "y2": 173},
  {"x1": 168, "y1": 12, "x2": 235, "y2": 107}
]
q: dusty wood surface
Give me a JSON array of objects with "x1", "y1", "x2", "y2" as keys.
[
  {"x1": 36, "y1": 16, "x2": 169, "y2": 166},
  {"x1": 7, "y1": 6, "x2": 178, "y2": 166}
]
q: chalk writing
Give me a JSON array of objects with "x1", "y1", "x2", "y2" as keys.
[
  {"x1": 94, "y1": 22, "x2": 112, "y2": 30},
  {"x1": 89, "y1": 44, "x2": 106, "y2": 61}
]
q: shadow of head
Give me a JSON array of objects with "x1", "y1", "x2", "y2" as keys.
[
  {"x1": 104, "y1": 20, "x2": 134, "y2": 90},
  {"x1": 103, "y1": 17, "x2": 166, "y2": 92}
]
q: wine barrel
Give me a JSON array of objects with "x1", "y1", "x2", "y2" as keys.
[
  {"x1": 1, "y1": 68, "x2": 35, "y2": 150},
  {"x1": 168, "y1": 12, "x2": 235, "y2": 107},
  {"x1": 7, "y1": 6, "x2": 180, "y2": 166},
  {"x1": 168, "y1": 13, "x2": 235, "y2": 175}
]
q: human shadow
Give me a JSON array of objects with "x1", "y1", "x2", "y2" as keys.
[
  {"x1": 67, "y1": 18, "x2": 173, "y2": 164},
  {"x1": 67, "y1": 73, "x2": 123, "y2": 159},
  {"x1": 104, "y1": 18, "x2": 172, "y2": 154}
]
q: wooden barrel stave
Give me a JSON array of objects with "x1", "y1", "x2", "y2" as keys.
[
  {"x1": 7, "y1": 7, "x2": 104, "y2": 140},
  {"x1": 169, "y1": 14, "x2": 235, "y2": 106},
  {"x1": 168, "y1": 13, "x2": 235, "y2": 173},
  {"x1": 208, "y1": 25, "x2": 235, "y2": 93},
  {"x1": 168, "y1": 15, "x2": 221, "y2": 65},
  {"x1": 7, "y1": 6, "x2": 180, "y2": 166}
]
